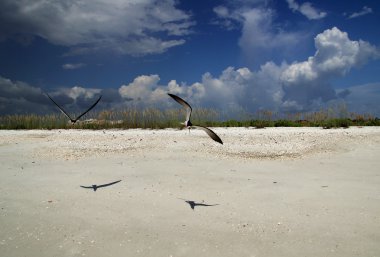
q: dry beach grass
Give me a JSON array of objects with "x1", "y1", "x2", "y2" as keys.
[{"x1": 1, "y1": 127, "x2": 380, "y2": 256}]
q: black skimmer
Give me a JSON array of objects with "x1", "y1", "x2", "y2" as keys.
[
  {"x1": 46, "y1": 93, "x2": 102, "y2": 124},
  {"x1": 168, "y1": 93, "x2": 223, "y2": 144}
]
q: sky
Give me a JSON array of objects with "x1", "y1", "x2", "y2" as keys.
[{"x1": 0, "y1": 0, "x2": 380, "y2": 117}]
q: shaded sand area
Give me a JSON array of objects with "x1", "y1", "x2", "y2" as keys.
[{"x1": 1, "y1": 127, "x2": 380, "y2": 257}]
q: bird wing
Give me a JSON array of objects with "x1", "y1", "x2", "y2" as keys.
[
  {"x1": 46, "y1": 93, "x2": 74, "y2": 121},
  {"x1": 80, "y1": 185, "x2": 93, "y2": 189},
  {"x1": 97, "y1": 179, "x2": 121, "y2": 188},
  {"x1": 74, "y1": 95, "x2": 102, "y2": 122},
  {"x1": 168, "y1": 93, "x2": 192, "y2": 121},
  {"x1": 192, "y1": 125, "x2": 223, "y2": 144}
]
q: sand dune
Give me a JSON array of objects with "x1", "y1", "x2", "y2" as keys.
[{"x1": 1, "y1": 127, "x2": 380, "y2": 257}]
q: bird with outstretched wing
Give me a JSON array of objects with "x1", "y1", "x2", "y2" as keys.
[
  {"x1": 168, "y1": 93, "x2": 223, "y2": 144},
  {"x1": 46, "y1": 93, "x2": 102, "y2": 124}
]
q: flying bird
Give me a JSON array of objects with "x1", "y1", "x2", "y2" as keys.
[
  {"x1": 46, "y1": 93, "x2": 102, "y2": 124},
  {"x1": 80, "y1": 180, "x2": 122, "y2": 191},
  {"x1": 178, "y1": 198, "x2": 219, "y2": 210},
  {"x1": 168, "y1": 93, "x2": 223, "y2": 144}
]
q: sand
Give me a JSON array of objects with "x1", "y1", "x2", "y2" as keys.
[{"x1": 0, "y1": 127, "x2": 380, "y2": 257}]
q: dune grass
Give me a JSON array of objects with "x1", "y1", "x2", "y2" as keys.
[
  {"x1": 0, "y1": 108, "x2": 219, "y2": 130},
  {"x1": 0, "y1": 107, "x2": 379, "y2": 130}
]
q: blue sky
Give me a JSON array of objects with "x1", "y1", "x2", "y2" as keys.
[{"x1": 0, "y1": 0, "x2": 380, "y2": 116}]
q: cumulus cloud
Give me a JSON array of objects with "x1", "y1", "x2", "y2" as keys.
[
  {"x1": 119, "y1": 75, "x2": 161, "y2": 102},
  {"x1": 113, "y1": 64, "x2": 284, "y2": 114},
  {"x1": 117, "y1": 68, "x2": 268, "y2": 111},
  {"x1": 195, "y1": 64, "x2": 285, "y2": 112},
  {"x1": 281, "y1": 27, "x2": 379, "y2": 81},
  {"x1": 62, "y1": 63, "x2": 86, "y2": 70},
  {"x1": 280, "y1": 27, "x2": 379, "y2": 111},
  {"x1": 286, "y1": 0, "x2": 327, "y2": 20},
  {"x1": 0, "y1": 0, "x2": 194, "y2": 56},
  {"x1": 118, "y1": 74, "x2": 204, "y2": 108},
  {"x1": 55, "y1": 86, "x2": 100, "y2": 103},
  {"x1": 346, "y1": 6, "x2": 373, "y2": 19}
]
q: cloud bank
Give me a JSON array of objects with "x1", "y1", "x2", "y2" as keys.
[
  {"x1": 1, "y1": 27, "x2": 379, "y2": 117},
  {"x1": 0, "y1": 0, "x2": 194, "y2": 56}
]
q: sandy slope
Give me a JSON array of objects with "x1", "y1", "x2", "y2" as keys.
[{"x1": 0, "y1": 127, "x2": 380, "y2": 257}]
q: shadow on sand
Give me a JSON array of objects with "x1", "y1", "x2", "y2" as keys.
[
  {"x1": 178, "y1": 198, "x2": 219, "y2": 210},
  {"x1": 80, "y1": 180, "x2": 122, "y2": 191}
]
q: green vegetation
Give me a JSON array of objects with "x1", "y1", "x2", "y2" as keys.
[{"x1": 1, "y1": 106, "x2": 379, "y2": 130}]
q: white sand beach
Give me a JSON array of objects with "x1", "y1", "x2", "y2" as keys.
[{"x1": 1, "y1": 127, "x2": 380, "y2": 257}]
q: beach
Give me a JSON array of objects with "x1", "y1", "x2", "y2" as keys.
[{"x1": 1, "y1": 127, "x2": 380, "y2": 257}]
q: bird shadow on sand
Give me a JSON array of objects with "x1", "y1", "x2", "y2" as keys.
[
  {"x1": 80, "y1": 180, "x2": 122, "y2": 191},
  {"x1": 178, "y1": 198, "x2": 219, "y2": 210}
]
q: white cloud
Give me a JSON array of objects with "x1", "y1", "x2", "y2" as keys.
[
  {"x1": 213, "y1": 4, "x2": 306, "y2": 65},
  {"x1": 66, "y1": 37, "x2": 186, "y2": 57},
  {"x1": 0, "y1": 0, "x2": 194, "y2": 56},
  {"x1": 44, "y1": 86, "x2": 102, "y2": 111},
  {"x1": 119, "y1": 75, "x2": 161, "y2": 101},
  {"x1": 62, "y1": 63, "x2": 86, "y2": 70},
  {"x1": 61, "y1": 86, "x2": 101, "y2": 100},
  {"x1": 280, "y1": 27, "x2": 379, "y2": 111},
  {"x1": 212, "y1": 5, "x2": 243, "y2": 30},
  {"x1": 118, "y1": 74, "x2": 204, "y2": 107},
  {"x1": 114, "y1": 65, "x2": 285, "y2": 114},
  {"x1": 347, "y1": 6, "x2": 373, "y2": 19},
  {"x1": 286, "y1": 0, "x2": 327, "y2": 20},
  {"x1": 282, "y1": 27, "x2": 379, "y2": 82},
  {"x1": 238, "y1": 8, "x2": 304, "y2": 63},
  {"x1": 213, "y1": 6, "x2": 230, "y2": 18}
]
